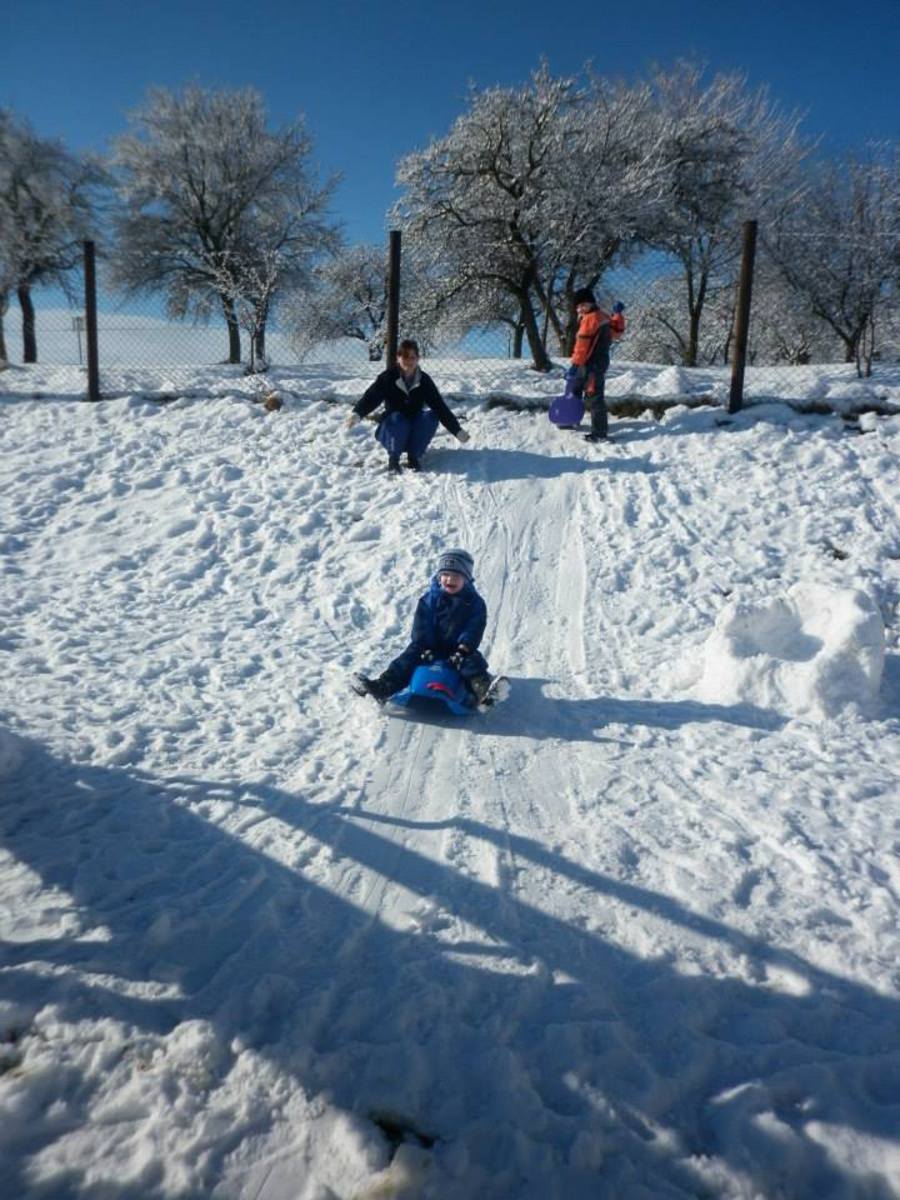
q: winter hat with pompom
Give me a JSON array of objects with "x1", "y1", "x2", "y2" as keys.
[{"x1": 437, "y1": 549, "x2": 474, "y2": 581}]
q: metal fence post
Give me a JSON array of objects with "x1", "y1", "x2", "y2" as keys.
[
  {"x1": 728, "y1": 219, "x2": 758, "y2": 414},
  {"x1": 385, "y1": 230, "x2": 401, "y2": 366},
  {"x1": 83, "y1": 240, "x2": 101, "y2": 401}
]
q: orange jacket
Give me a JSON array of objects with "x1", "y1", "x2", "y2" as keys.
[{"x1": 572, "y1": 308, "x2": 611, "y2": 366}]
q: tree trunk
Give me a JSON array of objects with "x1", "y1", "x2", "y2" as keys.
[
  {"x1": 253, "y1": 298, "x2": 270, "y2": 370},
  {"x1": 519, "y1": 290, "x2": 552, "y2": 371},
  {"x1": 862, "y1": 315, "x2": 875, "y2": 378},
  {"x1": 0, "y1": 292, "x2": 7, "y2": 362},
  {"x1": 563, "y1": 314, "x2": 579, "y2": 357},
  {"x1": 18, "y1": 285, "x2": 37, "y2": 363},
  {"x1": 683, "y1": 264, "x2": 710, "y2": 369},
  {"x1": 512, "y1": 323, "x2": 524, "y2": 358},
  {"x1": 220, "y1": 294, "x2": 241, "y2": 363}
]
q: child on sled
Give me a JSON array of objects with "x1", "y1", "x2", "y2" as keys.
[{"x1": 351, "y1": 549, "x2": 496, "y2": 705}]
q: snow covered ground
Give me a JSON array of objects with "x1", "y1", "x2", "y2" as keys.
[{"x1": 1, "y1": 360, "x2": 900, "y2": 1199}]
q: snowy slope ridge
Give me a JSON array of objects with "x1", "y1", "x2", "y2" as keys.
[{"x1": 1, "y1": 378, "x2": 900, "y2": 1200}]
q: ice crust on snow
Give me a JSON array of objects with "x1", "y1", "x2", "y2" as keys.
[{"x1": 695, "y1": 584, "x2": 885, "y2": 718}]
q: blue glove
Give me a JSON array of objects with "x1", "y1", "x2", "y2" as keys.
[{"x1": 612, "y1": 301, "x2": 625, "y2": 314}]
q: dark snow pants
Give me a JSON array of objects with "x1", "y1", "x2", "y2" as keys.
[{"x1": 566, "y1": 355, "x2": 609, "y2": 438}]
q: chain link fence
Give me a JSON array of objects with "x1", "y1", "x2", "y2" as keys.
[{"x1": 2, "y1": 232, "x2": 897, "y2": 419}]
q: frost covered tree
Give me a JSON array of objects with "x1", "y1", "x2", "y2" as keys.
[
  {"x1": 200, "y1": 242, "x2": 285, "y2": 374},
  {"x1": 393, "y1": 68, "x2": 571, "y2": 371},
  {"x1": 748, "y1": 261, "x2": 836, "y2": 365},
  {"x1": 645, "y1": 63, "x2": 805, "y2": 367},
  {"x1": 111, "y1": 86, "x2": 337, "y2": 364},
  {"x1": 285, "y1": 243, "x2": 393, "y2": 362},
  {"x1": 535, "y1": 73, "x2": 668, "y2": 355},
  {"x1": 394, "y1": 66, "x2": 663, "y2": 370},
  {"x1": 0, "y1": 243, "x2": 11, "y2": 362},
  {"x1": 285, "y1": 240, "x2": 448, "y2": 362},
  {"x1": 625, "y1": 271, "x2": 736, "y2": 366},
  {"x1": 0, "y1": 108, "x2": 104, "y2": 362},
  {"x1": 763, "y1": 146, "x2": 900, "y2": 375}
]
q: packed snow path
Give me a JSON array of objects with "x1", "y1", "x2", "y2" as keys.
[{"x1": 1, "y1": 387, "x2": 899, "y2": 1199}]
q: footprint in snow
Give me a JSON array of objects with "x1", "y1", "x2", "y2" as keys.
[{"x1": 347, "y1": 523, "x2": 381, "y2": 542}]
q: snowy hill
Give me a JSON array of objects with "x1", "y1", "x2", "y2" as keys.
[{"x1": 1, "y1": 373, "x2": 899, "y2": 1199}]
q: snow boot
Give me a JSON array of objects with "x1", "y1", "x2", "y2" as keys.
[
  {"x1": 468, "y1": 673, "x2": 494, "y2": 704},
  {"x1": 350, "y1": 673, "x2": 396, "y2": 704},
  {"x1": 406, "y1": 454, "x2": 422, "y2": 472},
  {"x1": 387, "y1": 456, "x2": 402, "y2": 475}
]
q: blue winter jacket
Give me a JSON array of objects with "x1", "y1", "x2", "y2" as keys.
[{"x1": 409, "y1": 578, "x2": 487, "y2": 656}]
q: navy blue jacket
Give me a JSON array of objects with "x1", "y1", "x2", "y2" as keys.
[
  {"x1": 409, "y1": 578, "x2": 487, "y2": 656},
  {"x1": 353, "y1": 366, "x2": 461, "y2": 436}
]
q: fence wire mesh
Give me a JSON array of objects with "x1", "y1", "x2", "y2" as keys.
[{"x1": 2, "y1": 232, "x2": 896, "y2": 417}]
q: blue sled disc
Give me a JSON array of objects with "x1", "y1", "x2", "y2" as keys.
[
  {"x1": 549, "y1": 393, "x2": 585, "y2": 426},
  {"x1": 389, "y1": 660, "x2": 475, "y2": 716}
]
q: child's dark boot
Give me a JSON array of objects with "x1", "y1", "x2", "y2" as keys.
[
  {"x1": 468, "y1": 673, "x2": 493, "y2": 704},
  {"x1": 351, "y1": 674, "x2": 396, "y2": 704}
]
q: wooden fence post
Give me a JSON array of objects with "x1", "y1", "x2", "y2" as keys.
[
  {"x1": 728, "y1": 220, "x2": 758, "y2": 414},
  {"x1": 83, "y1": 240, "x2": 100, "y2": 401},
  {"x1": 385, "y1": 230, "x2": 401, "y2": 366}
]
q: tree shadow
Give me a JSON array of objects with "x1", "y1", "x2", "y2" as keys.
[
  {"x1": 1, "y1": 736, "x2": 897, "y2": 1198},
  {"x1": 878, "y1": 652, "x2": 900, "y2": 715}
]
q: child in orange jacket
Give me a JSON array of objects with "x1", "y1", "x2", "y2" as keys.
[{"x1": 566, "y1": 289, "x2": 625, "y2": 442}]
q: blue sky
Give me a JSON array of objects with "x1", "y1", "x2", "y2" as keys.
[{"x1": 4, "y1": 0, "x2": 899, "y2": 246}]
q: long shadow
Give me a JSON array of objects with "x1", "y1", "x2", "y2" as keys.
[
  {"x1": 427, "y1": 677, "x2": 786, "y2": 743},
  {"x1": 879, "y1": 652, "x2": 900, "y2": 716},
  {"x1": 426, "y1": 446, "x2": 658, "y2": 482},
  {"x1": 1, "y1": 738, "x2": 897, "y2": 1198}
]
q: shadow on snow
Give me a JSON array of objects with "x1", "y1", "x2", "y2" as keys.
[{"x1": 1, "y1": 737, "x2": 897, "y2": 1199}]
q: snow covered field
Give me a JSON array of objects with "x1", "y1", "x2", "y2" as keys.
[{"x1": 1, "y1": 360, "x2": 900, "y2": 1199}]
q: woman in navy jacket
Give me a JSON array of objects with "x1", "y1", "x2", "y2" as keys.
[{"x1": 346, "y1": 339, "x2": 470, "y2": 473}]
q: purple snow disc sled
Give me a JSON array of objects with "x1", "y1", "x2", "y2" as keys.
[{"x1": 548, "y1": 392, "x2": 585, "y2": 427}]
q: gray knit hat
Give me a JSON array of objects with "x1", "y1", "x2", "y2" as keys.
[{"x1": 437, "y1": 549, "x2": 474, "y2": 581}]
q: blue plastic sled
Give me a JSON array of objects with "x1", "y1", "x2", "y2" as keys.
[
  {"x1": 388, "y1": 659, "x2": 476, "y2": 716},
  {"x1": 548, "y1": 392, "x2": 585, "y2": 427}
]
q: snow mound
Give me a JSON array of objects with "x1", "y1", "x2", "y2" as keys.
[
  {"x1": 695, "y1": 584, "x2": 885, "y2": 719},
  {"x1": 642, "y1": 365, "x2": 692, "y2": 397}
]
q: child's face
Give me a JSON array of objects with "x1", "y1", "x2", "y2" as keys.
[{"x1": 439, "y1": 570, "x2": 465, "y2": 594}]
